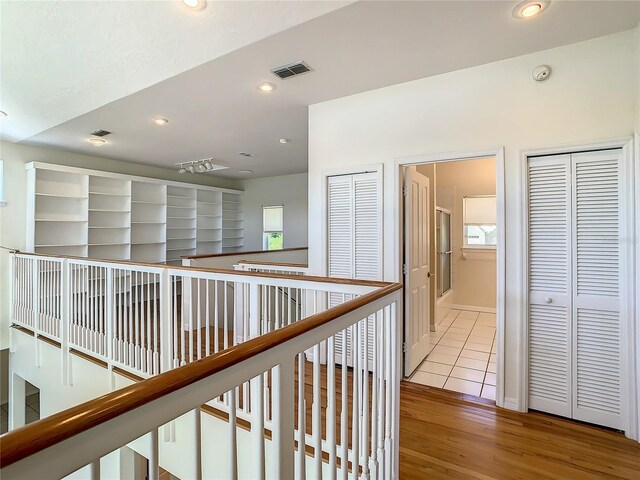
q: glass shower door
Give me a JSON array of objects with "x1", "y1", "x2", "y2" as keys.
[{"x1": 436, "y1": 208, "x2": 452, "y2": 297}]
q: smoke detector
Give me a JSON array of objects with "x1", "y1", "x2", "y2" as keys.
[{"x1": 532, "y1": 65, "x2": 551, "y2": 82}]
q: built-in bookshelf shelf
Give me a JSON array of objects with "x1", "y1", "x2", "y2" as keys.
[{"x1": 27, "y1": 163, "x2": 244, "y2": 262}]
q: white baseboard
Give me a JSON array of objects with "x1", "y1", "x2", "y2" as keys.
[
  {"x1": 452, "y1": 304, "x2": 496, "y2": 314},
  {"x1": 501, "y1": 397, "x2": 521, "y2": 411}
]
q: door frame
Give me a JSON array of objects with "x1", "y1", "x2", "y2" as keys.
[
  {"x1": 394, "y1": 148, "x2": 506, "y2": 406},
  {"x1": 520, "y1": 136, "x2": 637, "y2": 441}
]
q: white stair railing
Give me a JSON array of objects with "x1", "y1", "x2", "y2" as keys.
[{"x1": 6, "y1": 252, "x2": 402, "y2": 480}]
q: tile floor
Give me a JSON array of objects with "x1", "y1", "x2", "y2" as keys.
[
  {"x1": 0, "y1": 391, "x2": 40, "y2": 434},
  {"x1": 408, "y1": 309, "x2": 496, "y2": 401}
]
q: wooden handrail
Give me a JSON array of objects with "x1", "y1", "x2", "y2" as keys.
[
  {"x1": 237, "y1": 260, "x2": 308, "y2": 268},
  {"x1": 183, "y1": 246, "x2": 308, "y2": 260},
  {"x1": 0, "y1": 282, "x2": 401, "y2": 468},
  {"x1": 11, "y1": 251, "x2": 387, "y2": 288}
]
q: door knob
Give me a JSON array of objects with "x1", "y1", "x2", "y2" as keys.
[
  {"x1": 426, "y1": 272, "x2": 431, "y2": 278},
  {"x1": 545, "y1": 297, "x2": 552, "y2": 304}
]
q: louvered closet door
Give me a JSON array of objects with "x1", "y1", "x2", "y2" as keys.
[
  {"x1": 327, "y1": 172, "x2": 382, "y2": 366},
  {"x1": 571, "y1": 150, "x2": 623, "y2": 430},
  {"x1": 527, "y1": 154, "x2": 572, "y2": 417}
]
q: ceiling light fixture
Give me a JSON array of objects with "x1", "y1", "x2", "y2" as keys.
[
  {"x1": 88, "y1": 138, "x2": 106, "y2": 146},
  {"x1": 279, "y1": 138, "x2": 289, "y2": 144},
  {"x1": 154, "y1": 117, "x2": 169, "y2": 125},
  {"x1": 512, "y1": 1, "x2": 549, "y2": 19},
  {"x1": 238, "y1": 170, "x2": 253, "y2": 175},
  {"x1": 182, "y1": 0, "x2": 206, "y2": 10},
  {"x1": 257, "y1": 82, "x2": 276, "y2": 92},
  {"x1": 176, "y1": 158, "x2": 229, "y2": 175}
]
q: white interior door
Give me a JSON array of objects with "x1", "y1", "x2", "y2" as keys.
[
  {"x1": 527, "y1": 154, "x2": 572, "y2": 417},
  {"x1": 403, "y1": 167, "x2": 431, "y2": 376},
  {"x1": 327, "y1": 171, "x2": 382, "y2": 367},
  {"x1": 527, "y1": 149, "x2": 625, "y2": 430},
  {"x1": 571, "y1": 150, "x2": 623, "y2": 430}
]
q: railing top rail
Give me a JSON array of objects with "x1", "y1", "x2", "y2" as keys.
[
  {"x1": 11, "y1": 250, "x2": 387, "y2": 288},
  {"x1": 237, "y1": 260, "x2": 308, "y2": 268},
  {"x1": 0, "y1": 282, "x2": 402, "y2": 468},
  {"x1": 183, "y1": 246, "x2": 308, "y2": 260}
]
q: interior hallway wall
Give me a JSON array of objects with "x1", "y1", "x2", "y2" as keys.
[
  {"x1": 308, "y1": 29, "x2": 638, "y2": 408},
  {"x1": 240, "y1": 173, "x2": 308, "y2": 251},
  {"x1": 435, "y1": 158, "x2": 496, "y2": 310}
]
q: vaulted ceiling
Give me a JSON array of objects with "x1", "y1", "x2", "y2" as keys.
[{"x1": 1, "y1": 1, "x2": 638, "y2": 178}]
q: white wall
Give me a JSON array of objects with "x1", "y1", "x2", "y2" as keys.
[
  {"x1": 308, "y1": 30, "x2": 638, "y2": 408},
  {"x1": 435, "y1": 158, "x2": 496, "y2": 310},
  {"x1": 0, "y1": 140, "x2": 242, "y2": 351},
  {"x1": 241, "y1": 173, "x2": 308, "y2": 251}
]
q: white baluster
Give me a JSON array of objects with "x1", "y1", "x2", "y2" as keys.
[
  {"x1": 194, "y1": 406, "x2": 203, "y2": 480},
  {"x1": 149, "y1": 428, "x2": 159, "y2": 480},
  {"x1": 272, "y1": 359, "x2": 295, "y2": 480},
  {"x1": 327, "y1": 334, "x2": 337, "y2": 479},
  {"x1": 251, "y1": 373, "x2": 265, "y2": 480},
  {"x1": 340, "y1": 328, "x2": 348, "y2": 480},
  {"x1": 312, "y1": 342, "x2": 322, "y2": 478},
  {"x1": 228, "y1": 389, "x2": 238, "y2": 479},
  {"x1": 89, "y1": 459, "x2": 100, "y2": 480},
  {"x1": 362, "y1": 317, "x2": 370, "y2": 479},
  {"x1": 296, "y1": 352, "x2": 306, "y2": 480}
]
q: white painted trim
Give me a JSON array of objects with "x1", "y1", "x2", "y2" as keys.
[
  {"x1": 632, "y1": 131, "x2": 640, "y2": 442},
  {"x1": 452, "y1": 304, "x2": 496, "y2": 314},
  {"x1": 25, "y1": 161, "x2": 243, "y2": 194},
  {"x1": 502, "y1": 397, "x2": 519, "y2": 411},
  {"x1": 520, "y1": 136, "x2": 637, "y2": 440},
  {"x1": 393, "y1": 147, "x2": 506, "y2": 408}
]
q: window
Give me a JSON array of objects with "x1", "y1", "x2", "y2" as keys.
[
  {"x1": 463, "y1": 195, "x2": 496, "y2": 248},
  {"x1": 263, "y1": 205, "x2": 283, "y2": 250}
]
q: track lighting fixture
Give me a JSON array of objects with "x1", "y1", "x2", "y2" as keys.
[{"x1": 175, "y1": 158, "x2": 229, "y2": 175}]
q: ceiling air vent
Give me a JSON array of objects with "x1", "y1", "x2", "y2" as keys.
[
  {"x1": 91, "y1": 129, "x2": 111, "y2": 137},
  {"x1": 271, "y1": 61, "x2": 313, "y2": 79}
]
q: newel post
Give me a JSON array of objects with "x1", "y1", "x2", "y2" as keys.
[
  {"x1": 61, "y1": 259, "x2": 71, "y2": 385},
  {"x1": 159, "y1": 269, "x2": 172, "y2": 373}
]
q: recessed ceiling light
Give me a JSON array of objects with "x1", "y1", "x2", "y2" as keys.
[
  {"x1": 279, "y1": 138, "x2": 289, "y2": 144},
  {"x1": 88, "y1": 138, "x2": 106, "y2": 146},
  {"x1": 182, "y1": 0, "x2": 206, "y2": 10},
  {"x1": 257, "y1": 82, "x2": 276, "y2": 93},
  {"x1": 513, "y1": 1, "x2": 549, "y2": 19},
  {"x1": 0, "y1": 111, "x2": 7, "y2": 118},
  {"x1": 238, "y1": 170, "x2": 253, "y2": 175},
  {"x1": 154, "y1": 117, "x2": 169, "y2": 125}
]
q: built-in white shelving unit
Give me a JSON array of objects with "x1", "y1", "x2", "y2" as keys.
[
  {"x1": 26, "y1": 163, "x2": 244, "y2": 264},
  {"x1": 221, "y1": 192, "x2": 244, "y2": 251}
]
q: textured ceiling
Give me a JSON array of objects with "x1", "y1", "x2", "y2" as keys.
[
  {"x1": 0, "y1": 0, "x2": 352, "y2": 141},
  {"x1": 2, "y1": 1, "x2": 639, "y2": 178}
]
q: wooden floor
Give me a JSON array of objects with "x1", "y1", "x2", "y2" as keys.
[{"x1": 399, "y1": 381, "x2": 640, "y2": 480}]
